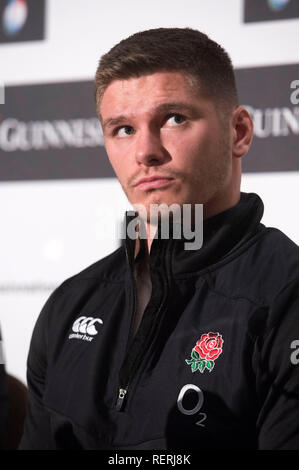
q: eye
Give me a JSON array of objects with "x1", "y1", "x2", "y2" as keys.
[
  {"x1": 113, "y1": 125, "x2": 134, "y2": 137},
  {"x1": 166, "y1": 114, "x2": 186, "y2": 126}
]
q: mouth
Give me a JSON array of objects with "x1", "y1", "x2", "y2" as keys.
[{"x1": 134, "y1": 176, "x2": 175, "y2": 191}]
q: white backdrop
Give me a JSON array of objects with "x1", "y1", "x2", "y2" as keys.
[{"x1": 0, "y1": 0, "x2": 298, "y2": 384}]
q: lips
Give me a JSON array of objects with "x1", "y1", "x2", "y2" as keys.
[{"x1": 135, "y1": 176, "x2": 175, "y2": 191}]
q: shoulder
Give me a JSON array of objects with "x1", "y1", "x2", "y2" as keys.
[
  {"x1": 255, "y1": 227, "x2": 299, "y2": 279},
  {"x1": 259, "y1": 226, "x2": 299, "y2": 258},
  {"x1": 68, "y1": 244, "x2": 126, "y2": 282},
  {"x1": 29, "y1": 245, "x2": 127, "y2": 344},
  {"x1": 252, "y1": 227, "x2": 299, "y2": 290},
  {"x1": 213, "y1": 226, "x2": 299, "y2": 306},
  {"x1": 53, "y1": 244, "x2": 126, "y2": 295}
]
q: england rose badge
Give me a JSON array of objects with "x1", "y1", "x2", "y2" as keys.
[{"x1": 185, "y1": 332, "x2": 223, "y2": 373}]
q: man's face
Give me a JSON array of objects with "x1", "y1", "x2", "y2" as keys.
[{"x1": 100, "y1": 71, "x2": 233, "y2": 219}]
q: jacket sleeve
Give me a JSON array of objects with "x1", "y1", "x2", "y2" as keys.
[
  {"x1": 255, "y1": 278, "x2": 299, "y2": 450},
  {"x1": 18, "y1": 292, "x2": 57, "y2": 450}
]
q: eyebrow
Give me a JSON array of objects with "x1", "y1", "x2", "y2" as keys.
[{"x1": 101, "y1": 102, "x2": 199, "y2": 132}]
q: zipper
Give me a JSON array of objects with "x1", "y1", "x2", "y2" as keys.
[
  {"x1": 124, "y1": 233, "x2": 138, "y2": 355},
  {"x1": 115, "y1": 283, "x2": 167, "y2": 411},
  {"x1": 115, "y1": 236, "x2": 171, "y2": 412},
  {"x1": 115, "y1": 233, "x2": 139, "y2": 412},
  {"x1": 116, "y1": 388, "x2": 127, "y2": 411}
]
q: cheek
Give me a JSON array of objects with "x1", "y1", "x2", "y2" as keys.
[
  {"x1": 112, "y1": 161, "x2": 129, "y2": 187},
  {"x1": 175, "y1": 126, "x2": 228, "y2": 176},
  {"x1": 105, "y1": 142, "x2": 126, "y2": 179},
  {"x1": 169, "y1": 140, "x2": 207, "y2": 181},
  {"x1": 186, "y1": 127, "x2": 217, "y2": 157},
  {"x1": 164, "y1": 126, "x2": 213, "y2": 164}
]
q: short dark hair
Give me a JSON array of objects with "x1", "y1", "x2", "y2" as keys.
[{"x1": 94, "y1": 27, "x2": 238, "y2": 118}]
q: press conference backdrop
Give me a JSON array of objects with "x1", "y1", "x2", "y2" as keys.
[{"x1": 0, "y1": 0, "x2": 298, "y2": 384}]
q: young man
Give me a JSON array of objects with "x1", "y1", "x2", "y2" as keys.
[{"x1": 19, "y1": 28, "x2": 299, "y2": 450}]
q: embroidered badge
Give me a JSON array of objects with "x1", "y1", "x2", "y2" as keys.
[{"x1": 185, "y1": 332, "x2": 223, "y2": 373}]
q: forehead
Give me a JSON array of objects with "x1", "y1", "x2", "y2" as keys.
[{"x1": 99, "y1": 71, "x2": 203, "y2": 118}]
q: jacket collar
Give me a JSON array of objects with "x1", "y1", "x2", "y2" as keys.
[{"x1": 124, "y1": 192, "x2": 265, "y2": 276}]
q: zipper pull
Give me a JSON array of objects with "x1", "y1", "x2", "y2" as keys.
[{"x1": 116, "y1": 388, "x2": 127, "y2": 411}]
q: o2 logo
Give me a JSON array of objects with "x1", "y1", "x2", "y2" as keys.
[{"x1": 177, "y1": 384, "x2": 207, "y2": 427}]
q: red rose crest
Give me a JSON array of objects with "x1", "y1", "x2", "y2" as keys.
[{"x1": 185, "y1": 332, "x2": 223, "y2": 373}]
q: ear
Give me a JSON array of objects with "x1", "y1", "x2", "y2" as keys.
[{"x1": 231, "y1": 106, "x2": 254, "y2": 158}]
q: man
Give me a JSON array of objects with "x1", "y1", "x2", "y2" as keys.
[{"x1": 19, "y1": 28, "x2": 299, "y2": 450}]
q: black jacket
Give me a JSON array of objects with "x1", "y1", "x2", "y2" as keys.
[
  {"x1": 19, "y1": 192, "x2": 299, "y2": 450},
  {"x1": 0, "y1": 329, "x2": 8, "y2": 449}
]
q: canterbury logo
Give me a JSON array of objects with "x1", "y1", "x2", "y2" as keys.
[{"x1": 71, "y1": 316, "x2": 103, "y2": 336}]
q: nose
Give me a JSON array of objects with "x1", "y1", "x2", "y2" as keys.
[{"x1": 134, "y1": 127, "x2": 170, "y2": 167}]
